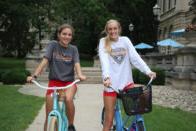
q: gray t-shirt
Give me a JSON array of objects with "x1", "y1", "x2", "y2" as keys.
[{"x1": 44, "y1": 40, "x2": 79, "y2": 81}]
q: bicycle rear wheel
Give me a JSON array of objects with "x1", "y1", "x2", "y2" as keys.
[
  {"x1": 48, "y1": 116, "x2": 58, "y2": 131},
  {"x1": 136, "y1": 121, "x2": 144, "y2": 131}
]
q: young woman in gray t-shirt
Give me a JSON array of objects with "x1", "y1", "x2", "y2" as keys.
[{"x1": 27, "y1": 24, "x2": 86, "y2": 131}]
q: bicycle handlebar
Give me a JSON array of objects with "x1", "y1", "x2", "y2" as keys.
[
  {"x1": 109, "y1": 77, "x2": 154, "y2": 93},
  {"x1": 31, "y1": 79, "x2": 80, "y2": 90},
  {"x1": 147, "y1": 77, "x2": 154, "y2": 87}
]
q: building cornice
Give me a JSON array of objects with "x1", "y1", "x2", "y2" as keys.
[{"x1": 160, "y1": 11, "x2": 186, "y2": 23}]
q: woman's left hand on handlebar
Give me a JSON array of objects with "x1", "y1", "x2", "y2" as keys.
[
  {"x1": 78, "y1": 74, "x2": 86, "y2": 81},
  {"x1": 147, "y1": 71, "x2": 156, "y2": 79}
]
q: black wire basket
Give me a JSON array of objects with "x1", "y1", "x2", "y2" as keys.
[{"x1": 119, "y1": 85, "x2": 152, "y2": 116}]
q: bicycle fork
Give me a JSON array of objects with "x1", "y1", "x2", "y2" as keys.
[
  {"x1": 131, "y1": 115, "x2": 146, "y2": 131},
  {"x1": 47, "y1": 90, "x2": 68, "y2": 131},
  {"x1": 115, "y1": 100, "x2": 124, "y2": 131}
]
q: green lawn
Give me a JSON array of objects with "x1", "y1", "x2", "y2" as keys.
[
  {"x1": 144, "y1": 105, "x2": 196, "y2": 131},
  {"x1": 0, "y1": 85, "x2": 44, "y2": 131}
]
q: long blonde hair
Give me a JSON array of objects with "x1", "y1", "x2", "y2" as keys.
[{"x1": 102, "y1": 19, "x2": 122, "y2": 53}]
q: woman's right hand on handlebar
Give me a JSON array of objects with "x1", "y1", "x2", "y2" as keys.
[
  {"x1": 78, "y1": 74, "x2": 86, "y2": 81},
  {"x1": 26, "y1": 76, "x2": 35, "y2": 83},
  {"x1": 103, "y1": 77, "x2": 111, "y2": 87}
]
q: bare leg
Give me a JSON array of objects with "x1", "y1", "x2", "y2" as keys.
[
  {"x1": 103, "y1": 95, "x2": 117, "y2": 131},
  {"x1": 44, "y1": 95, "x2": 53, "y2": 131},
  {"x1": 64, "y1": 86, "x2": 77, "y2": 126}
]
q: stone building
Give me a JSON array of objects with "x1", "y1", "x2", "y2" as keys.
[
  {"x1": 158, "y1": 0, "x2": 195, "y2": 39},
  {"x1": 157, "y1": 0, "x2": 196, "y2": 54},
  {"x1": 152, "y1": 0, "x2": 196, "y2": 90}
]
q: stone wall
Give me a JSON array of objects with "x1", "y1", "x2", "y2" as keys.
[{"x1": 25, "y1": 39, "x2": 50, "y2": 73}]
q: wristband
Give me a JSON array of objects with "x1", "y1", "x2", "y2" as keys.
[
  {"x1": 32, "y1": 75, "x2": 37, "y2": 79},
  {"x1": 104, "y1": 77, "x2": 110, "y2": 81}
]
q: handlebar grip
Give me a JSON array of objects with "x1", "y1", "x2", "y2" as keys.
[{"x1": 147, "y1": 77, "x2": 154, "y2": 86}]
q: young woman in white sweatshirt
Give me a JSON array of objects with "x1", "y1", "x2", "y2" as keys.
[{"x1": 98, "y1": 19, "x2": 156, "y2": 131}]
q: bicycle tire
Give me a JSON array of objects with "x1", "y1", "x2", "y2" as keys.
[
  {"x1": 48, "y1": 116, "x2": 58, "y2": 131},
  {"x1": 136, "y1": 121, "x2": 144, "y2": 131}
]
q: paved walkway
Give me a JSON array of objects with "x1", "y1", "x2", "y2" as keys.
[{"x1": 19, "y1": 84, "x2": 196, "y2": 131}]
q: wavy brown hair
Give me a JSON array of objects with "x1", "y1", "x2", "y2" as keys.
[{"x1": 56, "y1": 23, "x2": 75, "y2": 41}]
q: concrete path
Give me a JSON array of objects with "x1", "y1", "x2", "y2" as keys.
[{"x1": 19, "y1": 83, "x2": 104, "y2": 131}]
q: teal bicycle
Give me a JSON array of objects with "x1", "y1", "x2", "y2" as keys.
[
  {"x1": 32, "y1": 79, "x2": 80, "y2": 131},
  {"x1": 101, "y1": 78, "x2": 153, "y2": 131}
]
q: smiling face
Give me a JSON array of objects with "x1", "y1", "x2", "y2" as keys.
[
  {"x1": 106, "y1": 20, "x2": 121, "y2": 41},
  {"x1": 57, "y1": 24, "x2": 74, "y2": 47},
  {"x1": 58, "y1": 28, "x2": 72, "y2": 47}
]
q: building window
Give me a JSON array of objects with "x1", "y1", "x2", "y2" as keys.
[
  {"x1": 163, "y1": 0, "x2": 166, "y2": 12},
  {"x1": 163, "y1": 27, "x2": 167, "y2": 39},
  {"x1": 168, "y1": 0, "x2": 171, "y2": 9},
  {"x1": 168, "y1": 25, "x2": 173, "y2": 38},
  {"x1": 158, "y1": 29, "x2": 162, "y2": 39}
]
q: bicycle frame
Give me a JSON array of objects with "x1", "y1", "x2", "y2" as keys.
[
  {"x1": 47, "y1": 89, "x2": 68, "y2": 131},
  {"x1": 32, "y1": 79, "x2": 80, "y2": 131}
]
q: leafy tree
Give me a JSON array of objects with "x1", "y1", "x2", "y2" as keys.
[
  {"x1": 103, "y1": 0, "x2": 157, "y2": 45},
  {"x1": 71, "y1": 0, "x2": 114, "y2": 57},
  {"x1": 0, "y1": 0, "x2": 48, "y2": 58},
  {"x1": 50, "y1": 0, "x2": 114, "y2": 57},
  {"x1": 64, "y1": 0, "x2": 157, "y2": 57},
  {"x1": 0, "y1": 0, "x2": 158, "y2": 58}
]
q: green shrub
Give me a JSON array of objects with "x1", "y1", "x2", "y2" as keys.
[
  {"x1": 1, "y1": 70, "x2": 28, "y2": 84},
  {"x1": 151, "y1": 67, "x2": 165, "y2": 85},
  {"x1": 132, "y1": 67, "x2": 165, "y2": 85},
  {"x1": 0, "y1": 70, "x2": 4, "y2": 81},
  {"x1": 0, "y1": 69, "x2": 9, "y2": 82},
  {"x1": 0, "y1": 57, "x2": 25, "y2": 69},
  {"x1": 132, "y1": 69, "x2": 140, "y2": 83},
  {"x1": 138, "y1": 72, "x2": 149, "y2": 84},
  {"x1": 0, "y1": 57, "x2": 29, "y2": 84}
]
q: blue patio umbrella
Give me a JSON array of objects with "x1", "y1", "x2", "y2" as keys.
[
  {"x1": 134, "y1": 43, "x2": 153, "y2": 49},
  {"x1": 157, "y1": 39, "x2": 184, "y2": 48},
  {"x1": 170, "y1": 29, "x2": 185, "y2": 37}
]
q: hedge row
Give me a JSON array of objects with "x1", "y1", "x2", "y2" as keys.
[
  {"x1": 0, "y1": 69, "x2": 30, "y2": 84},
  {"x1": 132, "y1": 67, "x2": 165, "y2": 85}
]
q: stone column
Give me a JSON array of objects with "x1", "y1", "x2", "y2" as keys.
[
  {"x1": 25, "y1": 39, "x2": 50, "y2": 73},
  {"x1": 171, "y1": 31, "x2": 196, "y2": 91},
  {"x1": 93, "y1": 55, "x2": 101, "y2": 68}
]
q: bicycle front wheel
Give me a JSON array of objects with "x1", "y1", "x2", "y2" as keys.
[{"x1": 48, "y1": 116, "x2": 58, "y2": 131}]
